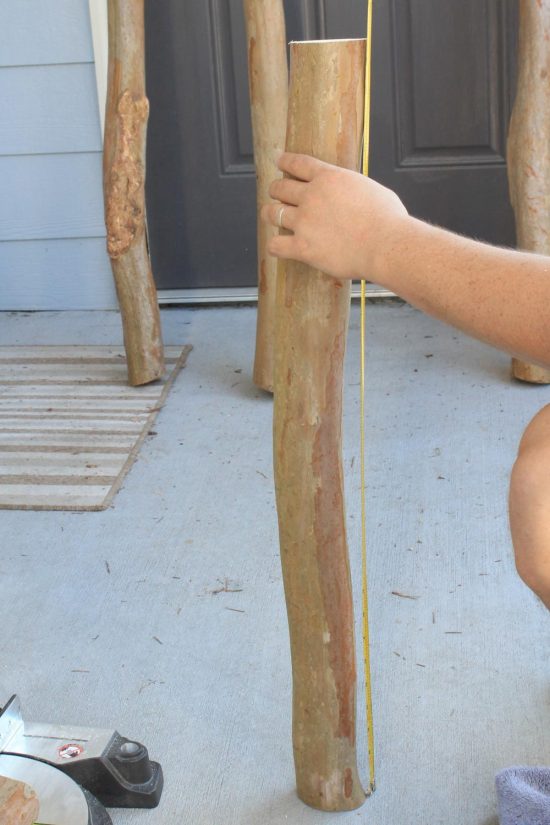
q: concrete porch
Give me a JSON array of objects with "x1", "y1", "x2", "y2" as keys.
[{"x1": 0, "y1": 302, "x2": 549, "y2": 825}]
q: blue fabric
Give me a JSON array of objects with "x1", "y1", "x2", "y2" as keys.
[{"x1": 496, "y1": 768, "x2": 550, "y2": 825}]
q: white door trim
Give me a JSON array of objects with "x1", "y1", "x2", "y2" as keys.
[
  {"x1": 88, "y1": 0, "x2": 108, "y2": 138},
  {"x1": 158, "y1": 284, "x2": 393, "y2": 305}
]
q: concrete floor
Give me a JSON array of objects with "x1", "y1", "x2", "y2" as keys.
[{"x1": 1, "y1": 302, "x2": 549, "y2": 825}]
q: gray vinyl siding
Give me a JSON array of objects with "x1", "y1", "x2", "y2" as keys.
[{"x1": 0, "y1": 0, "x2": 117, "y2": 309}]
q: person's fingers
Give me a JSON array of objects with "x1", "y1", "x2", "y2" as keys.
[
  {"x1": 277, "y1": 152, "x2": 324, "y2": 182},
  {"x1": 269, "y1": 178, "x2": 306, "y2": 205},
  {"x1": 278, "y1": 205, "x2": 298, "y2": 230},
  {"x1": 261, "y1": 202, "x2": 298, "y2": 230},
  {"x1": 272, "y1": 204, "x2": 298, "y2": 232},
  {"x1": 268, "y1": 233, "x2": 301, "y2": 260},
  {"x1": 260, "y1": 203, "x2": 272, "y2": 226}
]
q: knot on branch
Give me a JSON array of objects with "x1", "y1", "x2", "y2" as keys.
[{"x1": 106, "y1": 90, "x2": 150, "y2": 259}]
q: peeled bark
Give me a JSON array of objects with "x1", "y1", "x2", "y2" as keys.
[
  {"x1": 508, "y1": 0, "x2": 550, "y2": 384},
  {"x1": 273, "y1": 39, "x2": 367, "y2": 812},
  {"x1": 104, "y1": 0, "x2": 164, "y2": 386},
  {"x1": 243, "y1": 0, "x2": 289, "y2": 392},
  {"x1": 0, "y1": 776, "x2": 39, "y2": 825}
]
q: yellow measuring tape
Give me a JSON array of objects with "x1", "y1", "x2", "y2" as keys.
[{"x1": 361, "y1": 0, "x2": 375, "y2": 795}]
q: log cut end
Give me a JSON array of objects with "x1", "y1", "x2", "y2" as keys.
[
  {"x1": 126, "y1": 348, "x2": 165, "y2": 386},
  {"x1": 297, "y1": 763, "x2": 368, "y2": 811},
  {"x1": 512, "y1": 358, "x2": 550, "y2": 384},
  {"x1": 0, "y1": 776, "x2": 40, "y2": 825},
  {"x1": 106, "y1": 90, "x2": 150, "y2": 259}
]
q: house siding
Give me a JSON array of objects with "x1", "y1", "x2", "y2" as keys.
[{"x1": 0, "y1": 0, "x2": 117, "y2": 310}]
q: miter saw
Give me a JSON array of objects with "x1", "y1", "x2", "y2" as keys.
[{"x1": 0, "y1": 695, "x2": 163, "y2": 825}]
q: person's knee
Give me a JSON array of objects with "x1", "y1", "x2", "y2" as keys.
[
  {"x1": 509, "y1": 418, "x2": 550, "y2": 597},
  {"x1": 516, "y1": 403, "x2": 550, "y2": 455}
]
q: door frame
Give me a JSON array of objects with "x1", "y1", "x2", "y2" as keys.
[{"x1": 88, "y1": 0, "x2": 108, "y2": 137}]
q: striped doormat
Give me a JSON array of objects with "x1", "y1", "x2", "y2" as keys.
[{"x1": 0, "y1": 345, "x2": 191, "y2": 511}]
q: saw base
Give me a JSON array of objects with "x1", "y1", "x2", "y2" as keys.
[
  {"x1": 0, "y1": 695, "x2": 163, "y2": 821},
  {"x1": 0, "y1": 754, "x2": 111, "y2": 825}
]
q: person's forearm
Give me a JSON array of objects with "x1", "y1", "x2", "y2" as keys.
[
  {"x1": 378, "y1": 216, "x2": 550, "y2": 369},
  {"x1": 264, "y1": 154, "x2": 550, "y2": 366}
]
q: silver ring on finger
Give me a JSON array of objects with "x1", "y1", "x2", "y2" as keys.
[{"x1": 277, "y1": 205, "x2": 286, "y2": 229}]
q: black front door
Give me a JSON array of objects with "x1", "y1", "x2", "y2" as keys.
[{"x1": 145, "y1": 0, "x2": 517, "y2": 292}]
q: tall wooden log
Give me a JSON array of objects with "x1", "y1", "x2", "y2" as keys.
[
  {"x1": 104, "y1": 0, "x2": 164, "y2": 386},
  {"x1": 508, "y1": 0, "x2": 550, "y2": 384},
  {"x1": 273, "y1": 40, "x2": 367, "y2": 812},
  {"x1": 244, "y1": 0, "x2": 289, "y2": 393},
  {"x1": 0, "y1": 776, "x2": 39, "y2": 825}
]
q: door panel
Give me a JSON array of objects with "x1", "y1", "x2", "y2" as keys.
[
  {"x1": 145, "y1": 1, "x2": 253, "y2": 289},
  {"x1": 370, "y1": 0, "x2": 518, "y2": 248},
  {"x1": 210, "y1": 0, "x2": 254, "y2": 175},
  {"x1": 145, "y1": 0, "x2": 518, "y2": 291}
]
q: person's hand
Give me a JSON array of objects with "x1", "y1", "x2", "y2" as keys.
[{"x1": 261, "y1": 152, "x2": 409, "y2": 283}]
